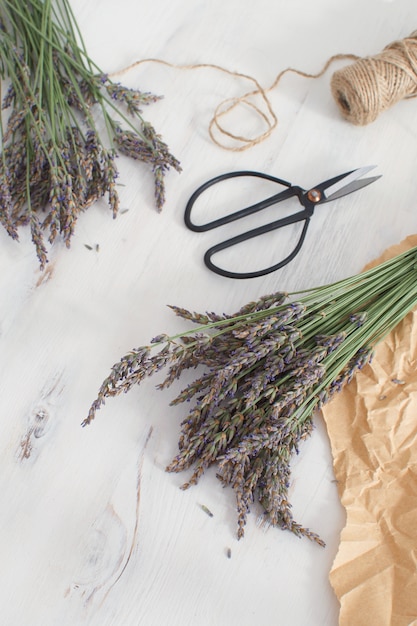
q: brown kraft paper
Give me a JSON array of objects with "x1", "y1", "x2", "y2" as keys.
[{"x1": 321, "y1": 235, "x2": 417, "y2": 626}]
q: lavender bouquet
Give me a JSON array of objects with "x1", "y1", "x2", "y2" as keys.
[
  {"x1": 84, "y1": 245, "x2": 417, "y2": 545},
  {"x1": 0, "y1": 0, "x2": 180, "y2": 267}
]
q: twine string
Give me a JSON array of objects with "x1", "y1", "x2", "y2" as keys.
[
  {"x1": 112, "y1": 58, "x2": 280, "y2": 150},
  {"x1": 112, "y1": 31, "x2": 417, "y2": 151},
  {"x1": 330, "y1": 31, "x2": 417, "y2": 125}
]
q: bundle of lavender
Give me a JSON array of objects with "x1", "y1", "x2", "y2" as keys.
[
  {"x1": 0, "y1": 0, "x2": 180, "y2": 267},
  {"x1": 84, "y1": 246, "x2": 417, "y2": 544}
]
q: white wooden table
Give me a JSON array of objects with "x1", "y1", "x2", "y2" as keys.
[{"x1": 1, "y1": 1, "x2": 416, "y2": 624}]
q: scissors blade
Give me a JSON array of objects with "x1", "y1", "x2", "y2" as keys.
[
  {"x1": 323, "y1": 175, "x2": 381, "y2": 201},
  {"x1": 321, "y1": 165, "x2": 381, "y2": 202}
]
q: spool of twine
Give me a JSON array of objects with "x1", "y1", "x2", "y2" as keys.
[
  {"x1": 330, "y1": 31, "x2": 417, "y2": 125},
  {"x1": 116, "y1": 31, "x2": 417, "y2": 149}
]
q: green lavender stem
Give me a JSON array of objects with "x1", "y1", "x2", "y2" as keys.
[
  {"x1": 0, "y1": 0, "x2": 180, "y2": 266},
  {"x1": 84, "y1": 244, "x2": 417, "y2": 544}
]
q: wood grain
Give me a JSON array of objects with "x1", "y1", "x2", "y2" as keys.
[{"x1": 1, "y1": 1, "x2": 416, "y2": 624}]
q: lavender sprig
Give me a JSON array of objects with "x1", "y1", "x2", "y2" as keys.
[
  {"x1": 85, "y1": 246, "x2": 417, "y2": 544},
  {"x1": 0, "y1": 0, "x2": 181, "y2": 267}
]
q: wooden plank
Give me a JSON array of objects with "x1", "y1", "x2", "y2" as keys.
[{"x1": 1, "y1": 1, "x2": 416, "y2": 624}]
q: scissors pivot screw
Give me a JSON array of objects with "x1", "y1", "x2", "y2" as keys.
[{"x1": 307, "y1": 189, "x2": 322, "y2": 203}]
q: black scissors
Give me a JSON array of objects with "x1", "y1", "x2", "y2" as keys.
[{"x1": 184, "y1": 166, "x2": 381, "y2": 279}]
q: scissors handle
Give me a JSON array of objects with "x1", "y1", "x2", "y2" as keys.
[
  {"x1": 204, "y1": 211, "x2": 311, "y2": 279},
  {"x1": 184, "y1": 170, "x2": 297, "y2": 232}
]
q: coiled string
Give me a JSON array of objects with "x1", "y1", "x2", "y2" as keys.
[
  {"x1": 331, "y1": 31, "x2": 417, "y2": 125},
  {"x1": 114, "y1": 31, "x2": 417, "y2": 151}
]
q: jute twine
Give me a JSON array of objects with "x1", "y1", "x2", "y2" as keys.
[
  {"x1": 114, "y1": 31, "x2": 417, "y2": 150},
  {"x1": 331, "y1": 31, "x2": 417, "y2": 125}
]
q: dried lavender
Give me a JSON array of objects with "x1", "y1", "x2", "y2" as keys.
[
  {"x1": 84, "y1": 246, "x2": 417, "y2": 544},
  {"x1": 0, "y1": 1, "x2": 181, "y2": 267}
]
